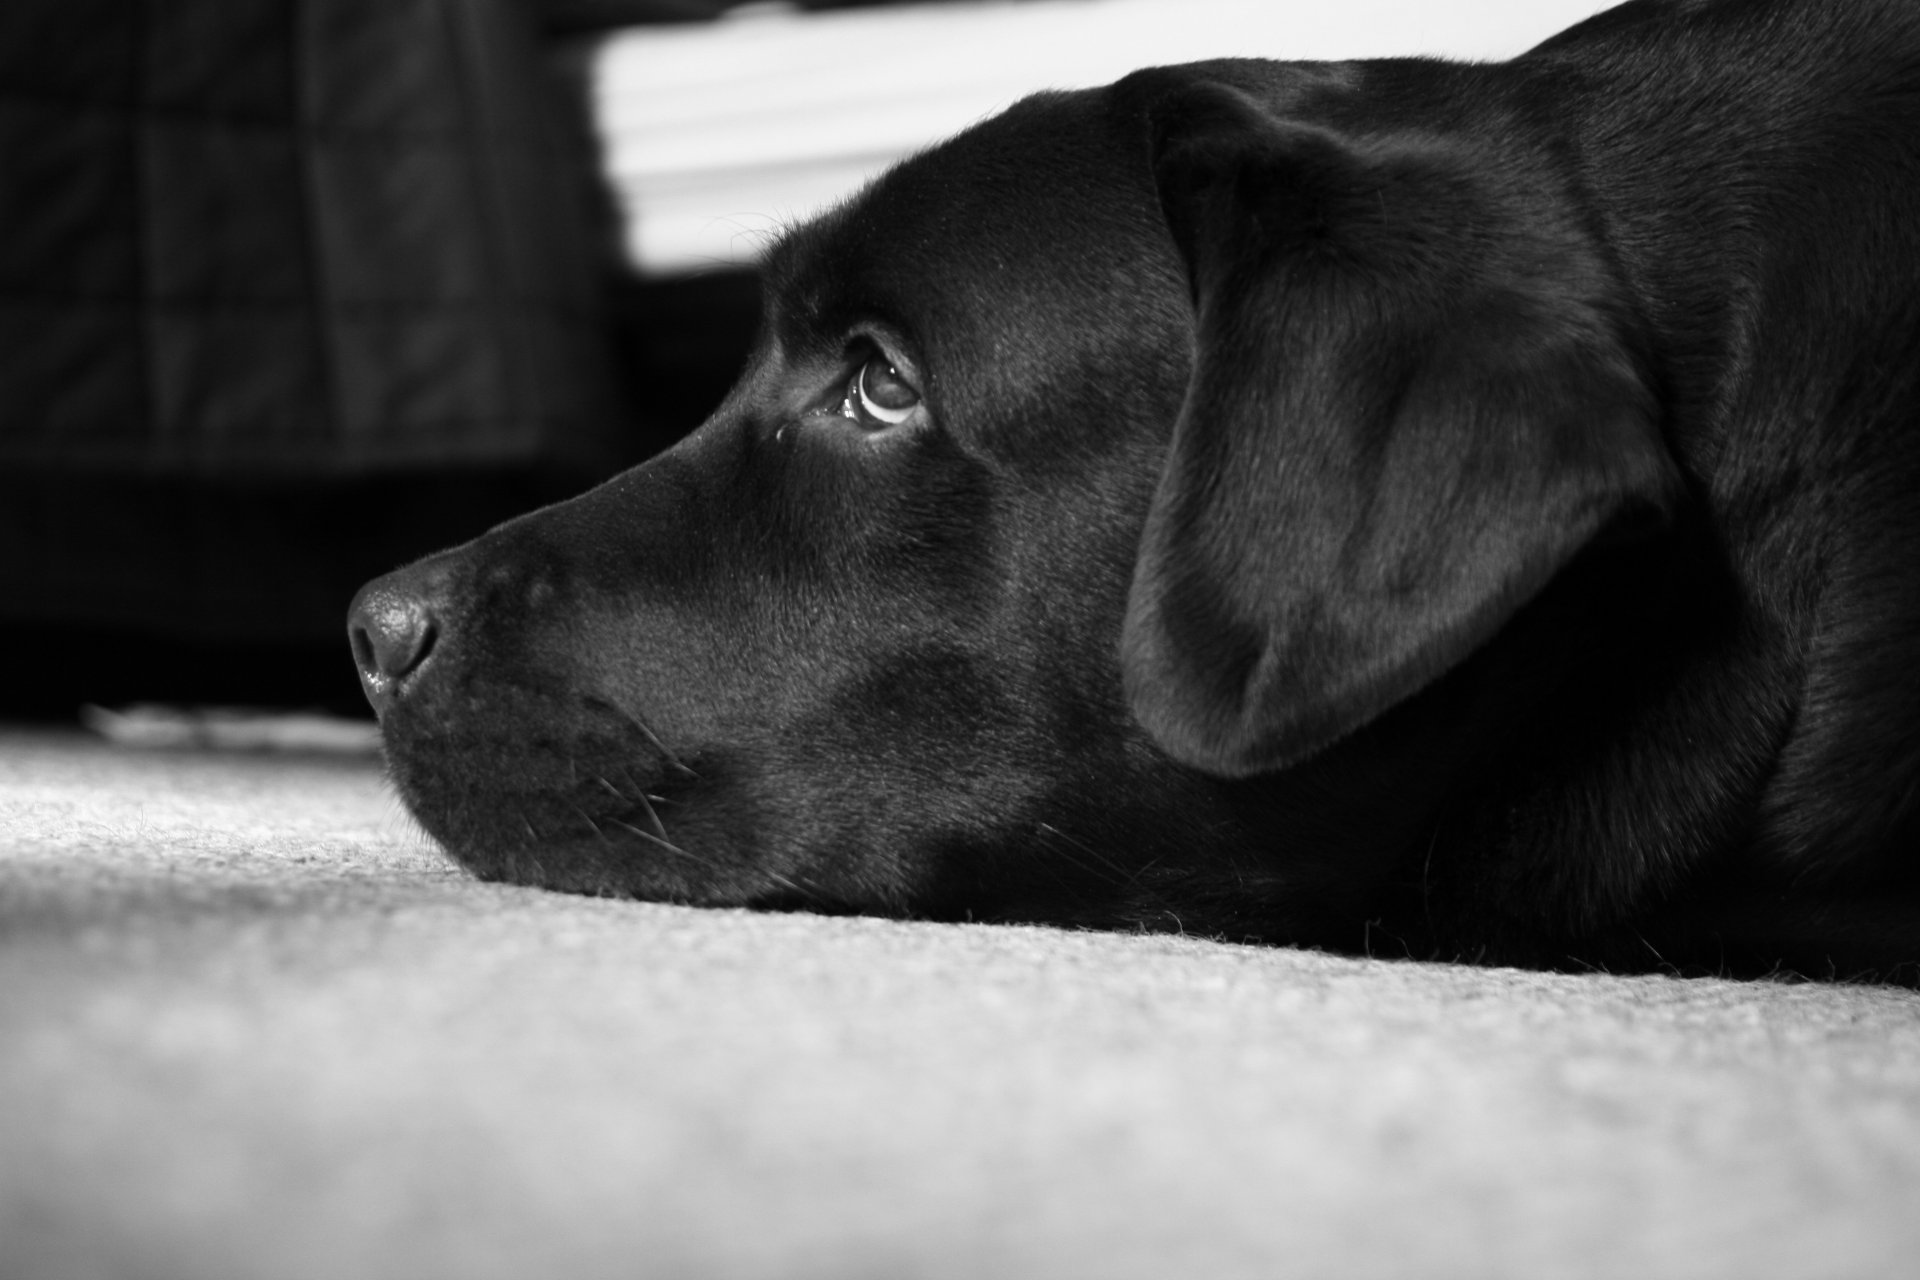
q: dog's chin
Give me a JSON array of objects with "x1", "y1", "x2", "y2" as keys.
[{"x1": 375, "y1": 681, "x2": 787, "y2": 905}]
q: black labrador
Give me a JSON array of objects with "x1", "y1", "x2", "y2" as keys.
[{"x1": 348, "y1": 0, "x2": 1920, "y2": 982}]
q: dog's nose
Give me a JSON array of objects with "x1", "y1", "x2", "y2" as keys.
[{"x1": 347, "y1": 564, "x2": 450, "y2": 711}]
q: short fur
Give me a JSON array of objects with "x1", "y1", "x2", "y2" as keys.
[{"x1": 350, "y1": 0, "x2": 1920, "y2": 982}]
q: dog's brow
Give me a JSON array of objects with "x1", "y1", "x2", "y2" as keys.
[
  {"x1": 758, "y1": 237, "x2": 840, "y2": 340},
  {"x1": 761, "y1": 199, "x2": 851, "y2": 295},
  {"x1": 761, "y1": 235, "x2": 802, "y2": 291}
]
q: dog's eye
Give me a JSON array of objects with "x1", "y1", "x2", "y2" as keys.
[{"x1": 842, "y1": 355, "x2": 920, "y2": 427}]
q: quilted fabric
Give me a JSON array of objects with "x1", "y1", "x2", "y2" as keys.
[{"x1": 0, "y1": 0, "x2": 623, "y2": 477}]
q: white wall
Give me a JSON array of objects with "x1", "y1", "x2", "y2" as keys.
[{"x1": 584, "y1": 0, "x2": 1621, "y2": 274}]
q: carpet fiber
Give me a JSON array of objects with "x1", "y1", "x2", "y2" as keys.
[{"x1": 3, "y1": 727, "x2": 1918, "y2": 1279}]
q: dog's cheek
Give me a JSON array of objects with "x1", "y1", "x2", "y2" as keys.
[{"x1": 741, "y1": 647, "x2": 1052, "y2": 904}]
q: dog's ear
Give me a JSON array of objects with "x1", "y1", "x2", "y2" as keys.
[{"x1": 1122, "y1": 83, "x2": 1681, "y2": 777}]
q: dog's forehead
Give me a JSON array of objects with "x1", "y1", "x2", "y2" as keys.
[{"x1": 762, "y1": 86, "x2": 1176, "y2": 359}]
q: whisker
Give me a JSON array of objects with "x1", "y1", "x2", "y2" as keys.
[
  {"x1": 572, "y1": 804, "x2": 614, "y2": 845},
  {"x1": 1030, "y1": 825, "x2": 1109, "y2": 893},
  {"x1": 626, "y1": 707, "x2": 700, "y2": 779},
  {"x1": 608, "y1": 817, "x2": 709, "y2": 869},
  {"x1": 1036, "y1": 822, "x2": 1128, "y2": 884},
  {"x1": 762, "y1": 870, "x2": 815, "y2": 900},
  {"x1": 763, "y1": 868, "x2": 839, "y2": 906},
  {"x1": 585, "y1": 692, "x2": 700, "y2": 780},
  {"x1": 632, "y1": 790, "x2": 672, "y2": 843}
]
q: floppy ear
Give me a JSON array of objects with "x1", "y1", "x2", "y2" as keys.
[{"x1": 1122, "y1": 83, "x2": 1682, "y2": 777}]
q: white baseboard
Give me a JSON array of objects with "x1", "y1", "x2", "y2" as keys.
[{"x1": 582, "y1": 0, "x2": 1617, "y2": 274}]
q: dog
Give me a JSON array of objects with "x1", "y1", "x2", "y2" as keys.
[{"x1": 348, "y1": 0, "x2": 1920, "y2": 982}]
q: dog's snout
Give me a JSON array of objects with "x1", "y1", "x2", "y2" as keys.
[{"x1": 347, "y1": 565, "x2": 451, "y2": 711}]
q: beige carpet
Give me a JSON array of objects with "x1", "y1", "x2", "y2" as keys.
[{"x1": 3, "y1": 727, "x2": 1919, "y2": 1280}]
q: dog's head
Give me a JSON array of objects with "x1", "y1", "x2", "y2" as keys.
[{"x1": 348, "y1": 63, "x2": 1678, "y2": 941}]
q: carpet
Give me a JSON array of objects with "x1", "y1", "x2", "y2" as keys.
[{"x1": 3, "y1": 726, "x2": 1918, "y2": 1280}]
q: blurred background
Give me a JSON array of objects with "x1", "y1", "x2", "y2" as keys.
[{"x1": 0, "y1": 0, "x2": 1612, "y2": 730}]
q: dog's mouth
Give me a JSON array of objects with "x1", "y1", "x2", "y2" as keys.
[{"x1": 377, "y1": 679, "x2": 793, "y2": 904}]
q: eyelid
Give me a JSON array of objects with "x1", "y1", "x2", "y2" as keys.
[{"x1": 846, "y1": 326, "x2": 921, "y2": 390}]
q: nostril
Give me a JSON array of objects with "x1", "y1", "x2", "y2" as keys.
[
  {"x1": 349, "y1": 623, "x2": 378, "y2": 675},
  {"x1": 348, "y1": 589, "x2": 439, "y2": 684}
]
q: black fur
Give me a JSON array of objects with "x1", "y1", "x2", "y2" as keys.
[{"x1": 349, "y1": 0, "x2": 1920, "y2": 983}]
